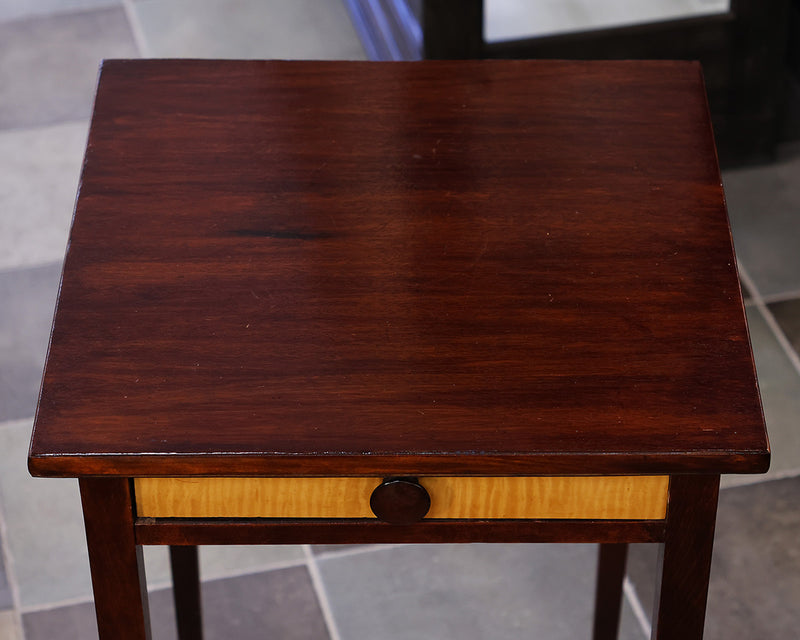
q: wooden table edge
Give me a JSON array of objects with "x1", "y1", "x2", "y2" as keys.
[
  {"x1": 28, "y1": 449, "x2": 771, "y2": 478},
  {"x1": 133, "y1": 517, "x2": 668, "y2": 545}
]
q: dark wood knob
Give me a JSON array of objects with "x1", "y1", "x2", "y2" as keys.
[{"x1": 370, "y1": 477, "x2": 431, "y2": 524}]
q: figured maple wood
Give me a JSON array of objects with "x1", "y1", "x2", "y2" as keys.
[
  {"x1": 136, "y1": 477, "x2": 377, "y2": 518},
  {"x1": 134, "y1": 475, "x2": 668, "y2": 519},
  {"x1": 29, "y1": 59, "x2": 768, "y2": 477},
  {"x1": 424, "y1": 475, "x2": 668, "y2": 519}
]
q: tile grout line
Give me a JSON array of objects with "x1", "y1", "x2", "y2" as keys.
[
  {"x1": 0, "y1": 494, "x2": 25, "y2": 639},
  {"x1": 623, "y1": 576, "x2": 653, "y2": 639},
  {"x1": 18, "y1": 593, "x2": 98, "y2": 617},
  {"x1": 191, "y1": 543, "x2": 408, "y2": 595},
  {"x1": 0, "y1": 118, "x2": 90, "y2": 141},
  {"x1": 151, "y1": 552, "x2": 309, "y2": 591},
  {"x1": 0, "y1": 257, "x2": 66, "y2": 280},
  {"x1": 758, "y1": 287, "x2": 800, "y2": 305},
  {"x1": 121, "y1": 0, "x2": 150, "y2": 57},
  {"x1": 19, "y1": 543, "x2": 410, "y2": 615},
  {"x1": 180, "y1": 543, "x2": 409, "y2": 588},
  {"x1": 744, "y1": 288, "x2": 800, "y2": 308},
  {"x1": 314, "y1": 543, "x2": 409, "y2": 562},
  {"x1": 0, "y1": 418, "x2": 32, "y2": 432},
  {"x1": 19, "y1": 557, "x2": 315, "y2": 616},
  {"x1": 737, "y1": 260, "x2": 800, "y2": 379},
  {"x1": 721, "y1": 465, "x2": 800, "y2": 490},
  {"x1": 302, "y1": 545, "x2": 343, "y2": 640}
]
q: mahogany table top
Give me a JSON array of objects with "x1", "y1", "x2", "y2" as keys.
[{"x1": 29, "y1": 59, "x2": 768, "y2": 477}]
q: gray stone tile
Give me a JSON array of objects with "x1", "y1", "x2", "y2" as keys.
[
  {"x1": 624, "y1": 544, "x2": 659, "y2": 623},
  {"x1": 0, "y1": 0, "x2": 119, "y2": 24},
  {"x1": 185, "y1": 567, "x2": 328, "y2": 640},
  {"x1": 22, "y1": 601, "x2": 97, "y2": 640},
  {"x1": 620, "y1": 597, "x2": 647, "y2": 640},
  {"x1": 0, "y1": 419, "x2": 93, "y2": 608},
  {"x1": 318, "y1": 543, "x2": 643, "y2": 640},
  {"x1": 197, "y1": 544, "x2": 306, "y2": 583},
  {"x1": 723, "y1": 152, "x2": 800, "y2": 297},
  {"x1": 705, "y1": 477, "x2": 800, "y2": 639},
  {"x1": 23, "y1": 566, "x2": 329, "y2": 640},
  {"x1": 142, "y1": 544, "x2": 307, "y2": 592},
  {"x1": 0, "y1": 530, "x2": 12, "y2": 609},
  {"x1": 736, "y1": 306, "x2": 800, "y2": 481},
  {"x1": 134, "y1": 0, "x2": 366, "y2": 60},
  {"x1": 627, "y1": 476, "x2": 800, "y2": 639},
  {"x1": 0, "y1": 420, "x2": 171, "y2": 607},
  {"x1": 0, "y1": 8, "x2": 137, "y2": 130},
  {"x1": 0, "y1": 121, "x2": 87, "y2": 271},
  {"x1": 311, "y1": 544, "x2": 367, "y2": 555},
  {"x1": 0, "y1": 420, "x2": 304, "y2": 607},
  {"x1": 0, "y1": 610, "x2": 21, "y2": 640},
  {"x1": 768, "y1": 297, "x2": 800, "y2": 357},
  {"x1": 0, "y1": 263, "x2": 62, "y2": 424}
]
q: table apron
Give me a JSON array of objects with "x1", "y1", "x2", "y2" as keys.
[
  {"x1": 134, "y1": 475, "x2": 669, "y2": 520},
  {"x1": 134, "y1": 517, "x2": 667, "y2": 545}
]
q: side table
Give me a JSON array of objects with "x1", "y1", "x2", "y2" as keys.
[{"x1": 29, "y1": 59, "x2": 769, "y2": 640}]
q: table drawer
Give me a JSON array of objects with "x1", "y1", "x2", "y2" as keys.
[{"x1": 134, "y1": 475, "x2": 668, "y2": 520}]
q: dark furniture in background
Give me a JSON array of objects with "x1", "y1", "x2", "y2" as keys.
[
  {"x1": 786, "y1": 0, "x2": 800, "y2": 141},
  {"x1": 345, "y1": 0, "x2": 793, "y2": 166}
]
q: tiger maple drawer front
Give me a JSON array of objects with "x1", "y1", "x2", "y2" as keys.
[{"x1": 134, "y1": 475, "x2": 669, "y2": 521}]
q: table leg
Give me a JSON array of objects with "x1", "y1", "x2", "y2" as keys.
[
  {"x1": 170, "y1": 545, "x2": 203, "y2": 639},
  {"x1": 651, "y1": 475, "x2": 720, "y2": 640},
  {"x1": 593, "y1": 543, "x2": 628, "y2": 640},
  {"x1": 79, "y1": 478, "x2": 152, "y2": 640}
]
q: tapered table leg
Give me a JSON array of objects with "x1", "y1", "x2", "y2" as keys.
[
  {"x1": 80, "y1": 478, "x2": 151, "y2": 640},
  {"x1": 651, "y1": 475, "x2": 720, "y2": 640},
  {"x1": 593, "y1": 543, "x2": 628, "y2": 640},
  {"x1": 170, "y1": 545, "x2": 203, "y2": 639}
]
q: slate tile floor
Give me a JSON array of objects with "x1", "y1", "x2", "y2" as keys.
[{"x1": 0, "y1": 2, "x2": 798, "y2": 639}]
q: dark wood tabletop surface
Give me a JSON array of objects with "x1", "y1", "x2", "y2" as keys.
[{"x1": 29, "y1": 59, "x2": 767, "y2": 477}]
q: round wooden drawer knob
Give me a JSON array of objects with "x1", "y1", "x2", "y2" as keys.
[{"x1": 370, "y1": 477, "x2": 431, "y2": 524}]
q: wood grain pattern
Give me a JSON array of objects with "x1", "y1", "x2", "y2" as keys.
[
  {"x1": 29, "y1": 60, "x2": 768, "y2": 477},
  {"x1": 135, "y1": 518, "x2": 667, "y2": 546},
  {"x1": 80, "y1": 478, "x2": 151, "y2": 639},
  {"x1": 134, "y1": 475, "x2": 668, "y2": 519},
  {"x1": 169, "y1": 546, "x2": 202, "y2": 640},
  {"x1": 593, "y1": 543, "x2": 628, "y2": 640},
  {"x1": 136, "y1": 477, "x2": 377, "y2": 518},
  {"x1": 652, "y1": 474, "x2": 720, "y2": 639},
  {"x1": 424, "y1": 475, "x2": 668, "y2": 519}
]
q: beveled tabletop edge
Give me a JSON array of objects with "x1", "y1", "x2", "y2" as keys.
[{"x1": 28, "y1": 449, "x2": 770, "y2": 478}]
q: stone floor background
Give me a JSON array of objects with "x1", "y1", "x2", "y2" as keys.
[{"x1": 1, "y1": 1, "x2": 799, "y2": 638}]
